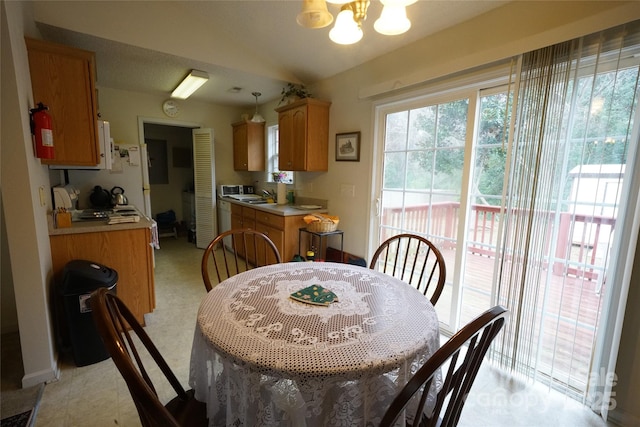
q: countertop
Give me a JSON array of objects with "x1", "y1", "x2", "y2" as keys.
[
  {"x1": 220, "y1": 197, "x2": 328, "y2": 216},
  {"x1": 48, "y1": 209, "x2": 154, "y2": 236}
]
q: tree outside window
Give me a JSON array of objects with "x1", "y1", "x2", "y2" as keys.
[{"x1": 268, "y1": 125, "x2": 293, "y2": 183}]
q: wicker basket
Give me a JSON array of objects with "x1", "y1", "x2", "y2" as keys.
[{"x1": 307, "y1": 220, "x2": 338, "y2": 233}]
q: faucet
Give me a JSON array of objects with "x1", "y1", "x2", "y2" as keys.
[{"x1": 262, "y1": 189, "x2": 276, "y2": 202}]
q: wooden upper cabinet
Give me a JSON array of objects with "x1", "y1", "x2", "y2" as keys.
[
  {"x1": 275, "y1": 98, "x2": 331, "y2": 171},
  {"x1": 232, "y1": 120, "x2": 265, "y2": 171},
  {"x1": 25, "y1": 38, "x2": 100, "y2": 166}
]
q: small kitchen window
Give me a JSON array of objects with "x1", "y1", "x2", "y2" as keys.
[{"x1": 268, "y1": 124, "x2": 293, "y2": 183}]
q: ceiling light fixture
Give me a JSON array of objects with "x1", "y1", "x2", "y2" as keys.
[
  {"x1": 171, "y1": 69, "x2": 209, "y2": 99},
  {"x1": 298, "y1": 0, "x2": 416, "y2": 45},
  {"x1": 251, "y1": 92, "x2": 265, "y2": 123}
]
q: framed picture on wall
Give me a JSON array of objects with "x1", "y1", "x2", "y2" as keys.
[{"x1": 335, "y1": 132, "x2": 360, "y2": 162}]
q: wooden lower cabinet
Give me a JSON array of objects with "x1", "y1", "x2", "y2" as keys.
[
  {"x1": 255, "y1": 222, "x2": 284, "y2": 264},
  {"x1": 49, "y1": 227, "x2": 155, "y2": 324},
  {"x1": 229, "y1": 202, "x2": 306, "y2": 262}
]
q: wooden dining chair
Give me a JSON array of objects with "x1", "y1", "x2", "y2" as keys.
[
  {"x1": 369, "y1": 233, "x2": 447, "y2": 305},
  {"x1": 89, "y1": 288, "x2": 208, "y2": 427},
  {"x1": 380, "y1": 305, "x2": 508, "y2": 427},
  {"x1": 201, "y1": 228, "x2": 282, "y2": 292}
]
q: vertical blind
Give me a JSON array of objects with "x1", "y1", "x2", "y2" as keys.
[{"x1": 494, "y1": 20, "x2": 640, "y2": 415}]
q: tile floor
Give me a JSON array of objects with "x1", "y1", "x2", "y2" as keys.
[{"x1": 31, "y1": 237, "x2": 611, "y2": 427}]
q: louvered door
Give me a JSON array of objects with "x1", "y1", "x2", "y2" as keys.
[{"x1": 193, "y1": 128, "x2": 216, "y2": 249}]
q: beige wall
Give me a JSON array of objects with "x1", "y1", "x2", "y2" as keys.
[
  {"x1": 1, "y1": 205, "x2": 18, "y2": 334},
  {"x1": 3, "y1": 0, "x2": 640, "y2": 419}
]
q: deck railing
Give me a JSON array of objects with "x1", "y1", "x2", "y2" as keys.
[{"x1": 381, "y1": 202, "x2": 615, "y2": 280}]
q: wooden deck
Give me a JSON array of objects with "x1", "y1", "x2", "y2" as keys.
[
  {"x1": 435, "y1": 245, "x2": 603, "y2": 393},
  {"x1": 381, "y1": 202, "x2": 612, "y2": 394}
]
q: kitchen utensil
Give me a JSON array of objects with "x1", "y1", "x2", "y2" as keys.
[
  {"x1": 111, "y1": 186, "x2": 128, "y2": 206},
  {"x1": 89, "y1": 185, "x2": 111, "y2": 208}
]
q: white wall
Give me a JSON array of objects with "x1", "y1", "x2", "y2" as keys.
[{"x1": 1, "y1": 0, "x2": 59, "y2": 387}]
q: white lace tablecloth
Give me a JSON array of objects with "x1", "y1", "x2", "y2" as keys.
[{"x1": 189, "y1": 262, "x2": 440, "y2": 427}]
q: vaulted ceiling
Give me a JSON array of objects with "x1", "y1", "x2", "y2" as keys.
[{"x1": 32, "y1": 1, "x2": 508, "y2": 108}]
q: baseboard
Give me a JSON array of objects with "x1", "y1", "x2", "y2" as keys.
[
  {"x1": 608, "y1": 408, "x2": 640, "y2": 426},
  {"x1": 21, "y1": 363, "x2": 59, "y2": 388}
]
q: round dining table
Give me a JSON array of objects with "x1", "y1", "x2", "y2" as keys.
[{"x1": 189, "y1": 261, "x2": 441, "y2": 427}]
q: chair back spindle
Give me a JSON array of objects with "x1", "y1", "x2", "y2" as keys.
[
  {"x1": 380, "y1": 305, "x2": 508, "y2": 427},
  {"x1": 202, "y1": 228, "x2": 282, "y2": 292},
  {"x1": 89, "y1": 288, "x2": 208, "y2": 426},
  {"x1": 370, "y1": 233, "x2": 446, "y2": 306}
]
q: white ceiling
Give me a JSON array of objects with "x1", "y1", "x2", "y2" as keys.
[{"x1": 33, "y1": 1, "x2": 508, "y2": 109}]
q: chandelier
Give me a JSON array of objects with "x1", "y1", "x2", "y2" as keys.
[{"x1": 297, "y1": 0, "x2": 417, "y2": 45}]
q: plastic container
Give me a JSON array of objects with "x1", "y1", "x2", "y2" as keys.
[
  {"x1": 306, "y1": 250, "x2": 315, "y2": 262},
  {"x1": 57, "y1": 260, "x2": 118, "y2": 366}
]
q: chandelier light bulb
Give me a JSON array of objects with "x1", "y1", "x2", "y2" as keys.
[
  {"x1": 329, "y1": 9, "x2": 363, "y2": 44},
  {"x1": 297, "y1": 0, "x2": 334, "y2": 29},
  {"x1": 374, "y1": 4, "x2": 411, "y2": 36}
]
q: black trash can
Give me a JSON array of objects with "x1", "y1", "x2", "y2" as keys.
[{"x1": 58, "y1": 260, "x2": 118, "y2": 367}]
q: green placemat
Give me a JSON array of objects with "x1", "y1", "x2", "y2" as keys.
[{"x1": 290, "y1": 285, "x2": 338, "y2": 306}]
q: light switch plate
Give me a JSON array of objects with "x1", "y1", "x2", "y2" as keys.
[
  {"x1": 39, "y1": 186, "x2": 46, "y2": 206},
  {"x1": 340, "y1": 184, "x2": 355, "y2": 198}
]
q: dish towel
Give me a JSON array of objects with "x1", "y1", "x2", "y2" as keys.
[{"x1": 150, "y1": 219, "x2": 160, "y2": 249}]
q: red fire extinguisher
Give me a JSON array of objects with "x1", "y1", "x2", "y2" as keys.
[{"x1": 30, "y1": 102, "x2": 55, "y2": 159}]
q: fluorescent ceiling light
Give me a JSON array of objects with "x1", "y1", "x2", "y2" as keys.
[{"x1": 171, "y1": 70, "x2": 209, "y2": 99}]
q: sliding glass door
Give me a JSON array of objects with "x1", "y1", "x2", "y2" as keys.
[
  {"x1": 374, "y1": 86, "x2": 511, "y2": 332},
  {"x1": 376, "y1": 94, "x2": 471, "y2": 331},
  {"x1": 371, "y1": 23, "x2": 639, "y2": 402}
]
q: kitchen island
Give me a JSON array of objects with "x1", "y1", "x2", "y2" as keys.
[
  {"x1": 48, "y1": 211, "x2": 155, "y2": 324},
  {"x1": 223, "y1": 198, "x2": 329, "y2": 262}
]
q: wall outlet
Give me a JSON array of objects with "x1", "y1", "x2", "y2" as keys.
[
  {"x1": 307, "y1": 183, "x2": 314, "y2": 193},
  {"x1": 340, "y1": 184, "x2": 355, "y2": 198}
]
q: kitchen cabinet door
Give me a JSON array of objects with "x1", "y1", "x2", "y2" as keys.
[
  {"x1": 232, "y1": 121, "x2": 265, "y2": 171},
  {"x1": 49, "y1": 228, "x2": 155, "y2": 324},
  {"x1": 241, "y1": 207, "x2": 257, "y2": 262},
  {"x1": 276, "y1": 98, "x2": 331, "y2": 171},
  {"x1": 255, "y1": 222, "x2": 284, "y2": 265},
  {"x1": 25, "y1": 38, "x2": 100, "y2": 166}
]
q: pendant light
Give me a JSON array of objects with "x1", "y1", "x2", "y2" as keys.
[{"x1": 251, "y1": 92, "x2": 265, "y2": 123}]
